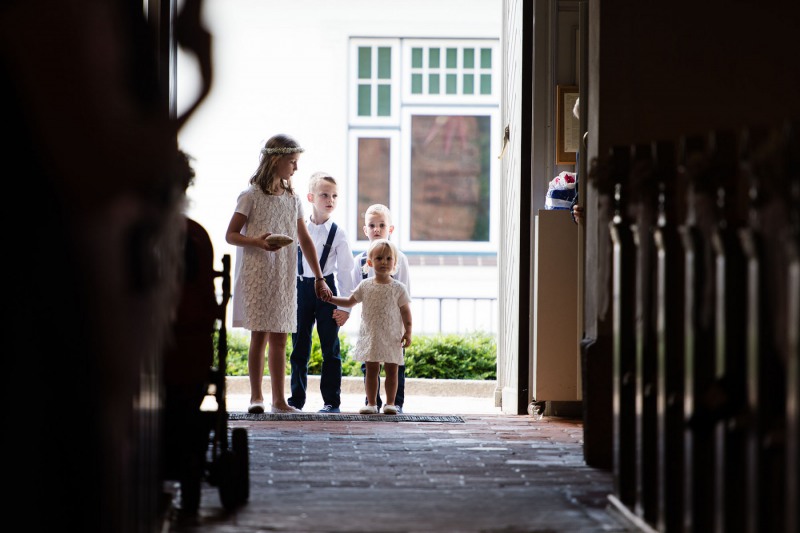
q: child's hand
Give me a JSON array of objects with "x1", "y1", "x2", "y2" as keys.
[
  {"x1": 258, "y1": 232, "x2": 281, "y2": 252},
  {"x1": 401, "y1": 332, "x2": 412, "y2": 348},
  {"x1": 332, "y1": 309, "x2": 350, "y2": 326},
  {"x1": 571, "y1": 204, "x2": 583, "y2": 226},
  {"x1": 315, "y1": 280, "x2": 332, "y2": 301}
]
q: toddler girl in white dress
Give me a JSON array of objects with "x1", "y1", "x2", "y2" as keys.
[{"x1": 323, "y1": 239, "x2": 412, "y2": 414}]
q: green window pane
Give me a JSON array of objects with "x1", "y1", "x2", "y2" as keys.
[
  {"x1": 358, "y1": 47, "x2": 372, "y2": 79},
  {"x1": 411, "y1": 73, "x2": 423, "y2": 94},
  {"x1": 446, "y1": 74, "x2": 457, "y2": 94},
  {"x1": 463, "y1": 74, "x2": 474, "y2": 94},
  {"x1": 480, "y1": 48, "x2": 492, "y2": 68},
  {"x1": 377, "y1": 84, "x2": 391, "y2": 116},
  {"x1": 377, "y1": 47, "x2": 391, "y2": 79},
  {"x1": 480, "y1": 74, "x2": 491, "y2": 95},
  {"x1": 429, "y1": 74, "x2": 440, "y2": 94},
  {"x1": 412, "y1": 47, "x2": 423, "y2": 68},
  {"x1": 463, "y1": 48, "x2": 474, "y2": 69},
  {"x1": 446, "y1": 48, "x2": 457, "y2": 68},
  {"x1": 357, "y1": 84, "x2": 371, "y2": 116},
  {"x1": 429, "y1": 48, "x2": 440, "y2": 68}
]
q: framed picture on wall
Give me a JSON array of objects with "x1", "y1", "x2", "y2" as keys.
[{"x1": 556, "y1": 85, "x2": 579, "y2": 164}]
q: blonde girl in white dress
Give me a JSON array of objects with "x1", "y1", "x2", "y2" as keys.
[
  {"x1": 226, "y1": 134, "x2": 332, "y2": 414},
  {"x1": 323, "y1": 239, "x2": 412, "y2": 414}
]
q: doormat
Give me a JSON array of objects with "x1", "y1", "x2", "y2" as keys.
[{"x1": 228, "y1": 412, "x2": 465, "y2": 423}]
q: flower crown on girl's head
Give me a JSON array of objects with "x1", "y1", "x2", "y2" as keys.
[{"x1": 261, "y1": 146, "x2": 305, "y2": 155}]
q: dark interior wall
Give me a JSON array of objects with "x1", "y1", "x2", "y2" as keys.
[
  {"x1": 554, "y1": 2, "x2": 579, "y2": 178},
  {"x1": 596, "y1": 0, "x2": 800, "y2": 154}
]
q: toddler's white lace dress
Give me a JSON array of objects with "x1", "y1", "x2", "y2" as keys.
[{"x1": 350, "y1": 278, "x2": 411, "y2": 364}]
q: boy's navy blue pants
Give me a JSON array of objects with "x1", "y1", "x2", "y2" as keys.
[{"x1": 289, "y1": 273, "x2": 341, "y2": 409}]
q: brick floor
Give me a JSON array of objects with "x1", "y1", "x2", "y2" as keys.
[{"x1": 167, "y1": 414, "x2": 633, "y2": 532}]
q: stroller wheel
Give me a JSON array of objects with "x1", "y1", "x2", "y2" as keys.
[
  {"x1": 218, "y1": 428, "x2": 250, "y2": 511},
  {"x1": 217, "y1": 451, "x2": 238, "y2": 511},
  {"x1": 232, "y1": 427, "x2": 250, "y2": 504}
]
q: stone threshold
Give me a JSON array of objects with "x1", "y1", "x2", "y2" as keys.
[{"x1": 224, "y1": 375, "x2": 497, "y2": 398}]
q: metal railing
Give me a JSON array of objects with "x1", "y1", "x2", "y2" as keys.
[
  {"x1": 402, "y1": 295, "x2": 498, "y2": 335},
  {"x1": 337, "y1": 295, "x2": 497, "y2": 337},
  {"x1": 228, "y1": 294, "x2": 499, "y2": 337}
]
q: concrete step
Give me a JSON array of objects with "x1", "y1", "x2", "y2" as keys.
[{"x1": 224, "y1": 375, "x2": 497, "y2": 397}]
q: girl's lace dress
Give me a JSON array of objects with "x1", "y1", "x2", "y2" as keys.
[{"x1": 231, "y1": 186, "x2": 303, "y2": 332}]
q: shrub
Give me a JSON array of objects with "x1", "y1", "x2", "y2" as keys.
[
  {"x1": 216, "y1": 330, "x2": 358, "y2": 376},
  {"x1": 403, "y1": 332, "x2": 496, "y2": 380},
  {"x1": 217, "y1": 330, "x2": 496, "y2": 380}
]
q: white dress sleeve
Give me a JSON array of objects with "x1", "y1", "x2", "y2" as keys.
[{"x1": 234, "y1": 188, "x2": 253, "y2": 218}]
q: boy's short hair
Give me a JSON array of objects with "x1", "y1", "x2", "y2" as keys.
[
  {"x1": 364, "y1": 203, "x2": 392, "y2": 225},
  {"x1": 308, "y1": 171, "x2": 336, "y2": 193},
  {"x1": 365, "y1": 238, "x2": 399, "y2": 275}
]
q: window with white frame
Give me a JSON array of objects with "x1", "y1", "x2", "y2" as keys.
[
  {"x1": 347, "y1": 128, "x2": 400, "y2": 243},
  {"x1": 404, "y1": 41, "x2": 498, "y2": 101},
  {"x1": 349, "y1": 39, "x2": 400, "y2": 127},
  {"x1": 349, "y1": 38, "x2": 499, "y2": 254}
]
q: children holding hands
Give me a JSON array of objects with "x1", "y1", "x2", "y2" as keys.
[
  {"x1": 227, "y1": 140, "x2": 410, "y2": 417},
  {"x1": 321, "y1": 239, "x2": 412, "y2": 415}
]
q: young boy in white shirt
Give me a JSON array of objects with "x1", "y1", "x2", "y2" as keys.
[
  {"x1": 288, "y1": 172, "x2": 355, "y2": 413},
  {"x1": 346, "y1": 204, "x2": 411, "y2": 412}
]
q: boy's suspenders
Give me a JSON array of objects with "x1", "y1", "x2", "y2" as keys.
[{"x1": 298, "y1": 222, "x2": 337, "y2": 275}]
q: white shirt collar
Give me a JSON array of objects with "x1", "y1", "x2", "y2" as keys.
[{"x1": 308, "y1": 215, "x2": 333, "y2": 231}]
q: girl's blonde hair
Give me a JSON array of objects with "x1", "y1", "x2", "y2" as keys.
[
  {"x1": 364, "y1": 238, "x2": 399, "y2": 275},
  {"x1": 250, "y1": 134, "x2": 304, "y2": 195}
]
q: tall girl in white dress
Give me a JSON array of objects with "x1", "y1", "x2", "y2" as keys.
[
  {"x1": 226, "y1": 134, "x2": 332, "y2": 413},
  {"x1": 323, "y1": 239, "x2": 412, "y2": 414}
]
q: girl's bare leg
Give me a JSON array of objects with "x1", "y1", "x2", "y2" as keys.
[
  {"x1": 267, "y1": 332, "x2": 291, "y2": 408},
  {"x1": 384, "y1": 363, "x2": 398, "y2": 406},
  {"x1": 248, "y1": 331, "x2": 268, "y2": 403},
  {"x1": 364, "y1": 361, "x2": 381, "y2": 406}
]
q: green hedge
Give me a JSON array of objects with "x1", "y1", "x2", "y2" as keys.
[
  {"x1": 214, "y1": 330, "x2": 496, "y2": 380},
  {"x1": 403, "y1": 333, "x2": 496, "y2": 380}
]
